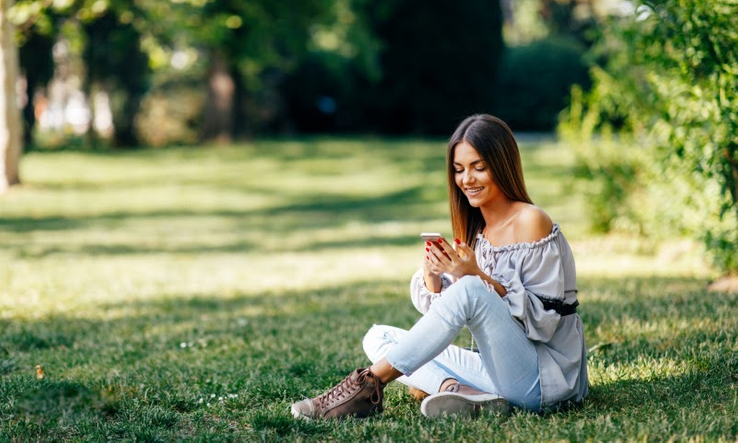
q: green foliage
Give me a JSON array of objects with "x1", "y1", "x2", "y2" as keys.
[
  {"x1": 12, "y1": 1, "x2": 60, "y2": 146},
  {"x1": 560, "y1": 0, "x2": 738, "y2": 273},
  {"x1": 367, "y1": 0, "x2": 503, "y2": 134},
  {"x1": 0, "y1": 139, "x2": 736, "y2": 439},
  {"x1": 13, "y1": 0, "x2": 349, "y2": 145},
  {"x1": 82, "y1": 6, "x2": 151, "y2": 147},
  {"x1": 134, "y1": 83, "x2": 204, "y2": 147},
  {"x1": 493, "y1": 37, "x2": 590, "y2": 131},
  {"x1": 281, "y1": 0, "x2": 504, "y2": 135}
]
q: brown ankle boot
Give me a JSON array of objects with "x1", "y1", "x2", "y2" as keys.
[
  {"x1": 408, "y1": 386, "x2": 430, "y2": 401},
  {"x1": 291, "y1": 368, "x2": 385, "y2": 419},
  {"x1": 420, "y1": 382, "x2": 511, "y2": 418}
]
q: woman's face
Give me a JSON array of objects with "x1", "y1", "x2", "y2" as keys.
[{"x1": 453, "y1": 141, "x2": 501, "y2": 208}]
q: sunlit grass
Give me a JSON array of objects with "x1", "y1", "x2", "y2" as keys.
[{"x1": 1, "y1": 137, "x2": 736, "y2": 440}]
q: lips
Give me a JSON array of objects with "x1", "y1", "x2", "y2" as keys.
[{"x1": 465, "y1": 186, "x2": 484, "y2": 196}]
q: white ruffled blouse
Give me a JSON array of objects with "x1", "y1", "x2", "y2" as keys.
[{"x1": 410, "y1": 224, "x2": 588, "y2": 408}]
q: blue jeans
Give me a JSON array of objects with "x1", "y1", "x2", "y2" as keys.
[{"x1": 362, "y1": 275, "x2": 542, "y2": 411}]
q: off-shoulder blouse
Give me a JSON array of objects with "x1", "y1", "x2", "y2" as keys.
[{"x1": 410, "y1": 224, "x2": 588, "y2": 408}]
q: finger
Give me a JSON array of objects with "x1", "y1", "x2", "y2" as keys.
[
  {"x1": 457, "y1": 241, "x2": 474, "y2": 255},
  {"x1": 426, "y1": 244, "x2": 445, "y2": 261},
  {"x1": 428, "y1": 252, "x2": 451, "y2": 276},
  {"x1": 428, "y1": 248, "x2": 445, "y2": 265},
  {"x1": 451, "y1": 239, "x2": 472, "y2": 254},
  {"x1": 434, "y1": 238, "x2": 455, "y2": 256}
]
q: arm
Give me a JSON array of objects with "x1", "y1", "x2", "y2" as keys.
[
  {"x1": 472, "y1": 268, "x2": 508, "y2": 297},
  {"x1": 410, "y1": 268, "x2": 453, "y2": 314},
  {"x1": 411, "y1": 239, "x2": 457, "y2": 313},
  {"x1": 423, "y1": 266, "x2": 443, "y2": 293},
  {"x1": 426, "y1": 207, "x2": 555, "y2": 298},
  {"x1": 492, "y1": 250, "x2": 566, "y2": 343},
  {"x1": 427, "y1": 238, "x2": 507, "y2": 296},
  {"x1": 494, "y1": 222, "x2": 572, "y2": 343}
]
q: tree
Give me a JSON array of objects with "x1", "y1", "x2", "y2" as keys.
[
  {"x1": 282, "y1": 0, "x2": 504, "y2": 135},
  {"x1": 16, "y1": 4, "x2": 54, "y2": 148},
  {"x1": 0, "y1": 0, "x2": 23, "y2": 193},
  {"x1": 12, "y1": 0, "x2": 147, "y2": 148},
  {"x1": 368, "y1": 0, "x2": 504, "y2": 134},
  {"x1": 81, "y1": 4, "x2": 150, "y2": 147},
  {"x1": 560, "y1": 0, "x2": 738, "y2": 273},
  {"x1": 139, "y1": 0, "x2": 340, "y2": 142}
]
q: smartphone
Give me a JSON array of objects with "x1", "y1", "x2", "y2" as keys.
[
  {"x1": 420, "y1": 232, "x2": 445, "y2": 243},
  {"x1": 421, "y1": 232, "x2": 450, "y2": 258}
]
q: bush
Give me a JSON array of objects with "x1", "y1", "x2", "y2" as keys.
[
  {"x1": 493, "y1": 37, "x2": 590, "y2": 131},
  {"x1": 135, "y1": 83, "x2": 204, "y2": 148},
  {"x1": 559, "y1": 0, "x2": 738, "y2": 274},
  {"x1": 280, "y1": 0, "x2": 504, "y2": 135},
  {"x1": 279, "y1": 53, "x2": 367, "y2": 134}
]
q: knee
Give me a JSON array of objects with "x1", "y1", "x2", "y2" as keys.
[
  {"x1": 432, "y1": 275, "x2": 497, "y2": 317},
  {"x1": 362, "y1": 324, "x2": 398, "y2": 363},
  {"x1": 457, "y1": 275, "x2": 484, "y2": 289},
  {"x1": 447, "y1": 275, "x2": 488, "y2": 303}
]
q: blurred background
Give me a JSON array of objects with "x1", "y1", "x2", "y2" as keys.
[
  {"x1": 1, "y1": 0, "x2": 736, "y2": 275},
  {"x1": 11, "y1": 0, "x2": 598, "y2": 147}
]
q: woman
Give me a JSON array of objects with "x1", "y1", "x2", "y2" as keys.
[{"x1": 291, "y1": 114, "x2": 588, "y2": 420}]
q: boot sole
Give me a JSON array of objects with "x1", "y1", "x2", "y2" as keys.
[
  {"x1": 290, "y1": 403, "x2": 383, "y2": 420},
  {"x1": 291, "y1": 403, "x2": 312, "y2": 420},
  {"x1": 420, "y1": 392, "x2": 511, "y2": 418}
]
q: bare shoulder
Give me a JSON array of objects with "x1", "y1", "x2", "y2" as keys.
[{"x1": 513, "y1": 204, "x2": 554, "y2": 243}]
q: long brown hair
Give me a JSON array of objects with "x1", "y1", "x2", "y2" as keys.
[{"x1": 447, "y1": 114, "x2": 533, "y2": 248}]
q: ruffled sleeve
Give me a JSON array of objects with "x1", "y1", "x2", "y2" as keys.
[
  {"x1": 409, "y1": 269, "x2": 454, "y2": 314},
  {"x1": 489, "y1": 228, "x2": 575, "y2": 343}
]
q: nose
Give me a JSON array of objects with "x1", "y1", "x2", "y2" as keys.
[{"x1": 461, "y1": 170, "x2": 475, "y2": 185}]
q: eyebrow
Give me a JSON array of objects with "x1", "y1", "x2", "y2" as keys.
[{"x1": 453, "y1": 159, "x2": 484, "y2": 166}]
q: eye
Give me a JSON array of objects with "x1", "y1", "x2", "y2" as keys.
[
  {"x1": 474, "y1": 165, "x2": 486, "y2": 172},
  {"x1": 454, "y1": 169, "x2": 464, "y2": 174}
]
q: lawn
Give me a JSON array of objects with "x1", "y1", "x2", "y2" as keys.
[{"x1": 1, "y1": 137, "x2": 736, "y2": 441}]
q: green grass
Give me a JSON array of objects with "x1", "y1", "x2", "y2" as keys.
[{"x1": 1, "y1": 137, "x2": 736, "y2": 441}]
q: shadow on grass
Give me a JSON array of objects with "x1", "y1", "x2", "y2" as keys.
[
  {"x1": 6, "y1": 233, "x2": 421, "y2": 259},
  {"x1": 1, "y1": 185, "x2": 448, "y2": 259},
  {"x1": 1, "y1": 185, "x2": 439, "y2": 228},
  {"x1": 2, "y1": 275, "x2": 733, "y2": 372},
  {"x1": 0, "y1": 279, "x2": 417, "y2": 438},
  {"x1": 2, "y1": 275, "x2": 736, "y2": 439}
]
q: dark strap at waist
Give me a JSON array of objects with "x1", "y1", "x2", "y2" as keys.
[{"x1": 541, "y1": 299, "x2": 579, "y2": 316}]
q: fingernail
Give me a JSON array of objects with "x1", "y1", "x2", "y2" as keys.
[
  {"x1": 437, "y1": 239, "x2": 443, "y2": 243},
  {"x1": 425, "y1": 256, "x2": 429, "y2": 260},
  {"x1": 426, "y1": 241, "x2": 431, "y2": 246},
  {"x1": 425, "y1": 247, "x2": 429, "y2": 252},
  {"x1": 454, "y1": 238, "x2": 461, "y2": 244}
]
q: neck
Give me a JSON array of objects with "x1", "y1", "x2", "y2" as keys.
[{"x1": 479, "y1": 197, "x2": 517, "y2": 228}]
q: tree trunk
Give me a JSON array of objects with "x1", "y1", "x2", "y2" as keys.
[
  {"x1": 201, "y1": 53, "x2": 235, "y2": 144},
  {"x1": 19, "y1": 31, "x2": 54, "y2": 149},
  {"x1": 0, "y1": 0, "x2": 23, "y2": 193},
  {"x1": 112, "y1": 88, "x2": 142, "y2": 147}
]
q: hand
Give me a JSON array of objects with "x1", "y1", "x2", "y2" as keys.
[
  {"x1": 423, "y1": 240, "x2": 447, "y2": 276},
  {"x1": 426, "y1": 238, "x2": 481, "y2": 280}
]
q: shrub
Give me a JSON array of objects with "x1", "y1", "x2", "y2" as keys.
[
  {"x1": 280, "y1": 0, "x2": 504, "y2": 135},
  {"x1": 559, "y1": 0, "x2": 738, "y2": 274},
  {"x1": 493, "y1": 37, "x2": 590, "y2": 131},
  {"x1": 135, "y1": 83, "x2": 204, "y2": 148}
]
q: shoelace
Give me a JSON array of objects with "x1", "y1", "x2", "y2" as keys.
[
  {"x1": 318, "y1": 375, "x2": 354, "y2": 408},
  {"x1": 318, "y1": 369, "x2": 383, "y2": 409},
  {"x1": 365, "y1": 371, "x2": 383, "y2": 405}
]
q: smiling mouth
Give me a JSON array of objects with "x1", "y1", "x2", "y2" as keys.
[{"x1": 465, "y1": 186, "x2": 484, "y2": 196}]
